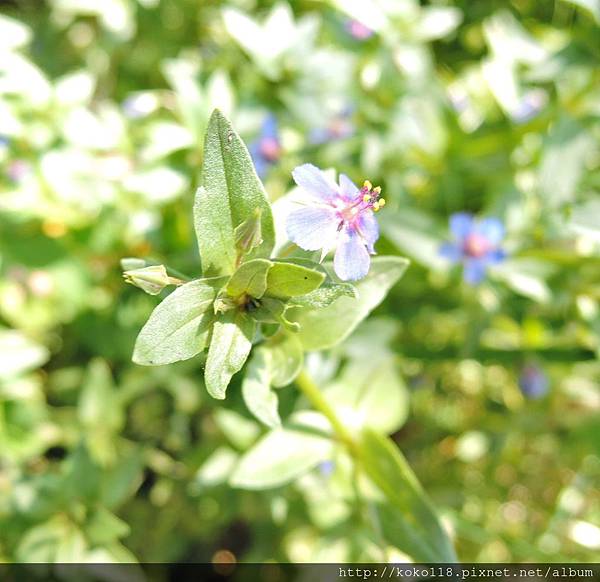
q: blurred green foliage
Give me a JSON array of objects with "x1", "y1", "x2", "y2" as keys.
[{"x1": 0, "y1": 0, "x2": 599, "y2": 566}]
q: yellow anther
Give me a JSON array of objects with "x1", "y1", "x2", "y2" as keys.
[
  {"x1": 363, "y1": 180, "x2": 372, "y2": 191},
  {"x1": 378, "y1": 198, "x2": 386, "y2": 207},
  {"x1": 373, "y1": 201, "x2": 380, "y2": 212},
  {"x1": 373, "y1": 186, "x2": 381, "y2": 195},
  {"x1": 363, "y1": 194, "x2": 372, "y2": 202}
]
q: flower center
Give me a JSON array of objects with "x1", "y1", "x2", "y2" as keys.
[
  {"x1": 339, "y1": 180, "x2": 385, "y2": 224},
  {"x1": 463, "y1": 233, "x2": 491, "y2": 258},
  {"x1": 259, "y1": 137, "x2": 281, "y2": 162}
]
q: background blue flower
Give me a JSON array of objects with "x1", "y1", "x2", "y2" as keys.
[
  {"x1": 519, "y1": 363, "x2": 549, "y2": 399},
  {"x1": 440, "y1": 212, "x2": 506, "y2": 285},
  {"x1": 249, "y1": 114, "x2": 281, "y2": 179}
]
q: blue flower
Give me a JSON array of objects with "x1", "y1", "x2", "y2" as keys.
[
  {"x1": 286, "y1": 164, "x2": 383, "y2": 281},
  {"x1": 318, "y1": 460, "x2": 335, "y2": 477},
  {"x1": 440, "y1": 212, "x2": 505, "y2": 285},
  {"x1": 309, "y1": 107, "x2": 355, "y2": 145},
  {"x1": 518, "y1": 364, "x2": 549, "y2": 399},
  {"x1": 249, "y1": 114, "x2": 281, "y2": 179}
]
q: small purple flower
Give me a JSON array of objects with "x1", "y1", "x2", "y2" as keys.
[
  {"x1": 346, "y1": 19, "x2": 374, "y2": 40},
  {"x1": 512, "y1": 89, "x2": 547, "y2": 124},
  {"x1": 286, "y1": 164, "x2": 384, "y2": 281},
  {"x1": 249, "y1": 114, "x2": 281, "y2": 179},
  {"x1": 310, "y1": 107, "x2": 355, "y2": 145},
  {"x1": 122, "y1": 92, "x2": 159, "y2": 119},
  {"x1": 318, "y1": 460, "x2": 335, "y2": 477},
  {"x1": 440, "y1": 212, "x2": 505, "y2": 285},
  {"x1": 518, "y1": 364, "x2": 549, "y2": 399},
  {"x1": 7, "y1": 160, "x2": 32, "y2": 182}
]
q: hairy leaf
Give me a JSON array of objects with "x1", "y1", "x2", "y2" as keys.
[
  {"x1": 133, "y1": 277, "x2": 225, "y2": 366},
  {"x1": 194, "y1": 110, "x2": 274, "y2": 276}
]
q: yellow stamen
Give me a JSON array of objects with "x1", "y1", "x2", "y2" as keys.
[
  {"x1": 373, "y1": 202, "x2": 380, "y2": 211},
  {"x1": 373, "y1": 186, "x2": 381, "y2": 195},
  {"x1": 363, "y1": 180, "x2": 372, "y2": 191},
  {"x1": 378, "y1": 198, "x2": 386, "y2": 207},
  {"x1": 363, "y1": 194, "x2": 371, "y2": 202}
]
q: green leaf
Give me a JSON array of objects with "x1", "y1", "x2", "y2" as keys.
[
  {"x1": 379, "y1": 208, "x2": 448, "y2": 270},
  {"x1": 194, "y1": 109, "x2": 274, "y2": 277},
  {"x1": 101, "y1": 448, "x2": 145, "y2": 509},
  {"x1": 133, "y1": 277, "x2": 225, "y2": 366},
  {"x1": 214, "y1": 408, "x2": 260, "y2": 449},
  {"x1": 288, "y1": 257, "x2": 409, "y2": 350},
  {"x1": 78, "y1": 359, "x2": 124, "y2": 465},
  {"x1": 266, "y1": 262, "x2": 325, "y2": 299},
  {"x1": 230, "y1": 421, "x2": 333, "y2": 489},
  {"x1": 205, "y1": 311, "x2": 255, "y2": 399},
  {"x1": 325, "y1": 357, "x2": 409, "y2": 435},
  {"x1": 193, "y1": 446, "x2": 239, "y2": 489},
  {"x1": 265, "y1": 332, "x2": 303, "y2": 387},
  {"x1": 226, "y1": 258, "x2": 273, "y2": 298},
  {"x1": 538, "y1": 117, "x2": 593, "y2": 207},
  {"x1": 570, "y1": 199, "x2": 600, "y2": 242},
  {"x1": 85, "y1": 507, "x2": 130, "y2": 546},
  {"x1": 16, "y1": 517, "x2": 88, "y2": 563},
  {"x1": 0, "y1": 329, "x2": 49, "y2": 380},
  {"x1": 291, "y1": 282, "x2": 357, "y2": 309},
  {"x1": 242, "y1": 348, "x2": 281, "y2": 428},
  {"x1": 359, "y1": 428, "x2": 457, "y2": 562}
]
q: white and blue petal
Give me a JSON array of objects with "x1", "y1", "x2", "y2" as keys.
[
  {"x1": 463, "y1": 258, "x2": 487, "y2": 285},
  {"x1": 356, "y1": 211, "x2": 379, "y2": 253},
  {"x1": 286, "y1": 206, "x2": 340, "y2": 251},
  {"x1": 439, "y1": 242, "x2": 462, "y2": 262},
  {"x1": 333, "y1": 228, "x2": 370, "y2": 281},
  {"x1": 450, "y1": 212, "x2": 474, "y2": 241},
  {"x1": 485, "y1": 248, "x2": 506, "y2": 264},
  {"x1": 476, "y1": 217, "x2": 504, "y2": 246},
  {"x1": 292, "y1": 164, "x2": 340, "y2": 202},
  {"x1": 338, "y1": 173, "x2": 360, "y2": 201}
]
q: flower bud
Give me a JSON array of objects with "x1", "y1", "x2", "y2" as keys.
[{"x1": 123, "y1": 264, "x2": 182, "y2": 295}]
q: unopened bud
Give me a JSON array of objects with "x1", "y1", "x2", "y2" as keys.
[
  {"x1": 234, "y1": 208, "x2": 263, "y2": 255},
  {"x1": 123, "y1": 264, "x2": 182, "y2": 295},
  {"x1": 214, "y1": 295, "x2": 237, "y2": 315}
]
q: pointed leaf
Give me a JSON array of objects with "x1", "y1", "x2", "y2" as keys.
[
  {"x1": 133, "y1": 277, "x2": 225, "y2": 366},
  {"x1": 226, "y1": 258, "x2": 273, "y2": 298},
  {"x1": 230, "y1": 424, "x2": 332, "y2": 489},
  {"x1": 265, "y1": 332, "x2": 303, "y2": 387},
  {"x1": 205, "y1": 311, "x2": 255, "y2": 399},
  {"x1": 194, "y1": 109, "x2": 274, "y2": 276},
  {"x1": 266, "y1": 262, "x2": 325, "y2": 298},
  {"x1": 242, "y1": 348, "x2": 281, "y2": 428},
  {"x1": 291, "y1": 282, "x2": 357, "y2": 309},
  {"x1": 288, "y1": 257, "x2": 409, "y2": 350},
  {"x1": 359, "y1": 428, "x2": 457, "y2": 562}
]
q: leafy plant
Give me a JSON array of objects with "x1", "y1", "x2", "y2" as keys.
[{"x1": 126, "y1": 110, "x2": 457, "y2": 561}]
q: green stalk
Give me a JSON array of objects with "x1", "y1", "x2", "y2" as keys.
[{"x1": 295, "y1": 369, "x2": 357, "y2": 454}]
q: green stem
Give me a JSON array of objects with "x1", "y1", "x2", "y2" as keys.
[
  {"x1": 295, "y1": 369, "x2": 356, "y2": 453},
  {"x1": 296, "y1": 369, "x2": 389, "y2": 558}
]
